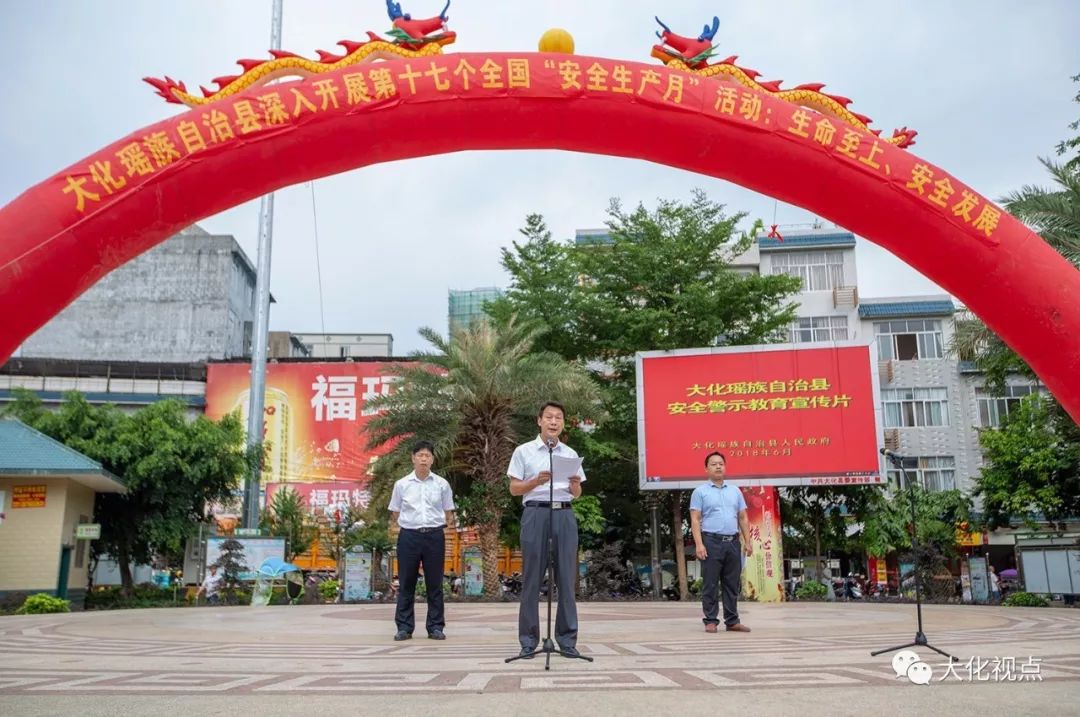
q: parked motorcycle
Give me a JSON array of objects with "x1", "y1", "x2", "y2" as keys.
[
  {"x1": 839, "y1": 573, "x2": 863, "y2": 600},
  {"x1": 500, "y1": 572, "x2": 522, "y2": 598}
]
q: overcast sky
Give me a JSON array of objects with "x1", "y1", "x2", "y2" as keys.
[{"x1": 2, "y1": 1, "x2": 1077, "y2": 353}]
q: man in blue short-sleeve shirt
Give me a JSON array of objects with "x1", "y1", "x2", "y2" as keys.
[{"x1": 690, "y1": 452, "x2": 752, "y2": 633}]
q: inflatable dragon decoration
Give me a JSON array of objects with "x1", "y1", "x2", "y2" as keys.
[
  {"x1": 652, "y1": 15, "x2": 917, "y2": 148},
  {"x1": 144, "y1": 0, "x2": 455, "y2": 107},
  {"x1": 144, "y1": 4, "x2": 917, "y2": 149}
]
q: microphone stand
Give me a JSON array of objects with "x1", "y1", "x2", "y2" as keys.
[
  {"x1": 871, "y1": 452, "x2": 953, "y2": 660},
  {"x1": 505, "y1": 437, "x2": 593, "y2": 670}
]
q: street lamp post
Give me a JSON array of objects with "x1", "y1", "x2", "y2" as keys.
[{"x1": 242, "y1": 0, "x2": 284, "y2": 530}]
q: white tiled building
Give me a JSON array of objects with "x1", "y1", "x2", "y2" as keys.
[
  {"x1": 752, "y1": 226, "x2": 1040, "y2": 501},
  {"x1": 575, "y1": 223, "x2": 1037, "y2": 502}
]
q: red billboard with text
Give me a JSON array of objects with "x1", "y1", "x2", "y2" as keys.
[
  {"x1": 636, "y1": 343, "x2": 882, "y2": 488},
  {"x1": 205, "y1": 361, "x2": 412, "y2": 493}
]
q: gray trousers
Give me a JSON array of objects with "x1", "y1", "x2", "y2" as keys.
[
  {"x1": 519, "y1": 505, "x2": 579, "y2": 649},
  {"x1": 700, "y1": 535, "x2": 742, "y2": 627}
]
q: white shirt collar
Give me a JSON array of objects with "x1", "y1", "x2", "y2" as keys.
[{"x1": 532, "y1": 434, "x2": 561, "y2": 451}]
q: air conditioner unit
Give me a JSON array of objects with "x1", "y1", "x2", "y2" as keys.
[
  {"x1": 833, "y1": 286, "x2": 859, "y2": 309},
  {"x1": 878, "y1": 360, "x2": 894, "y2": 384},
  {"x1": 884, "y1": 429, "x2": 900, "y2": 451}
]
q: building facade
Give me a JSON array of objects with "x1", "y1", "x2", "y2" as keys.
[
  {"x1": 15, "y1": 225, "x2": 260, "y2": 363},
  {"x1": 570, "y1": 224, "x2": 1039, "y2": 505},
  {"x1": 268, "y1": 332, "x2": 313, "y2": 359},
  {"x1": 0, "y1": 358, "x2": 207, "y2": 419},
  {"x1": 289, "y1": 333, "x2": 393, "y2": 358},
  {"x1": 0, "y1": 420, "x2": 126, "y2": 606},
  {"x1": 758, "y1": 227, "x2": 1039, "y2": 504},
  {"x1": 448, "y1": 287, "x2": 504, "y2": 334}
]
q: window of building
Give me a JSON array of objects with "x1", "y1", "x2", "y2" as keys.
[
  {"x1": 976, "y1": 384, "x2": 1039, "y2": 427},
  {"x1": 887, "y1": 456, "x2": 956, "y2": 492},
  {"x1": 789, "y1": 316, "x2": 849, "y2": 343},
  {"x1": 882, "y1": 387, "x2": 949, "y2": 427},
  {"x1": 770, "y1": 251, "x2": 845, "y2": 291},
  {"x1": 875, "y1": 319, "x2": 944, "y2": 361}
]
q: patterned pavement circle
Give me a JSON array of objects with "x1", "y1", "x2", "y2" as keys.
[{"x1": 2, "y1": 602, "x2": 1079, "y2": 694}]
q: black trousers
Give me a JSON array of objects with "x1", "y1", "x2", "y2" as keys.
[
  {"x1": 519, "y1": 506, "x2": 579, "y2": 649},
  {"x1": 395, "y1": 528, "x2": 445, "y2": 634},
  {"x1": 700, "y1": 535, "x2": 742, "y2": 627}
]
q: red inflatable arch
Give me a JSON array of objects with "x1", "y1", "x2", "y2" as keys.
[{"x1": 1, "y1": 50, "x2": 1078, "y2": 419}]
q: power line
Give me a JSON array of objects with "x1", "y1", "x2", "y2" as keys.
[{"x1": 309, "y1": 181, "x2": 327, "y2": 335}]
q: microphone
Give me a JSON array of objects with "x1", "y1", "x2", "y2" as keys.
[
  {"x1": 880, "y1": 447, "x2": 904, "y2": 459},
  {"x1": 546, "y1": 436, "x2": 558, "y2": 449}
]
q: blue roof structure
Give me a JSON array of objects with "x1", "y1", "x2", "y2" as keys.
[
  {"x1": 574, "y1": 232, "x2": 614, "y2": 246},
  {"x1": 858, "y1": 301, "x2": 955, "y2": 319},
  {"x1": 759, "y1": 232, "x2": 856, "y2": 250},
  {"x1": 0, "y1": 419, "x2": 122, "y2": 486}
]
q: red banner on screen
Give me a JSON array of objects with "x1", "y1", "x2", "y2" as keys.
[
  {"x1": 638, "y1": 345, "x2": 882, "y2": 487},
  {"x1": 265, "y1": 482, "x2": 371, "y2": 515}
]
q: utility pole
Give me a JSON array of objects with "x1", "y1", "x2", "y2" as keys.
[
  {"x1": 242, "y1": 0, "x2": 284, "y2": 530},
  {"x1": 649, "y1": 495, "x2": 662, "y2": 599}
]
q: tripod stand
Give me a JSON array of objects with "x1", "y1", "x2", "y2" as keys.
[
  {"x1": 505, "y1": 439, "x2": 594, "y2": 670},
  {"x1": 871, "y1": 450, "x2": 953, "y2": 661}
]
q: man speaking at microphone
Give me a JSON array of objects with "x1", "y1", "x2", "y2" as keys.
[{"x1": 507, "y1": 401, "x2": 584, "y2": 659}]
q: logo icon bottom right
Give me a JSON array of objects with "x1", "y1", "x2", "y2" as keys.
[{"x1": 891, "y1": 649, "x2": 933, "y2": 684}]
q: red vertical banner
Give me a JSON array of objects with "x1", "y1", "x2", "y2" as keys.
[
  {"x1": 868, "y1": 556, "x2": 889, "y2": 585},
  {"x1": 739, "y1": 486, "x2": 784, "y2": 602}
]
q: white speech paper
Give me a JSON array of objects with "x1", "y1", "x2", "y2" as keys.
[{"x1": 550, "y1": 455, "x2": 584, "y2": 491}]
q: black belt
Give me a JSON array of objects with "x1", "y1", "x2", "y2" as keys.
[
  {"x1": 525, "y1": 501, "x2": 570, "y2": 510},
  {"x1": 403, "y1": 525, "x2": 446, "y2": 533},
  {"x1": 703, "y1": 532, "x2": 739, "y2": 542}
]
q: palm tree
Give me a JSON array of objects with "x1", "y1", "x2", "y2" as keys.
[
  {"x1": 365, "y1": 316, "x2": 601, "y2": 598},
  {"x1": 949, "y1": 159, "x2": 1079, "y2": 386},
  {"x1": 998, "y1": 158, "x2": 1080, "y2": 267},
  {"x1": 260, "y1": 487, "x2": 317, "y2": 561}
]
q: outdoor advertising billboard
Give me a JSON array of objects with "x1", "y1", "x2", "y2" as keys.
[
  {"x1": 636, "y1": 342, "x2": 883, "y2": 490},
  {"x1": 205, "y1": 361, "x2": 411, "y2": 512}
]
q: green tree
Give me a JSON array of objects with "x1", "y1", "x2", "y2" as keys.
[
  {"x1": 976, "y1": 394, "x2": 1080, "y2": 529},
  {"x1": 571, "y1": 495, "x2": 605, "y2": 549},
  {"x1": 1055, "y1": 73, "x2": 1080, "y2": 171},
  {"x1": 859, "y1": 486, "x2": 971, "y2": 559},
  {"x1": 949, "y1": 311, "x2": 1036, "y2": 395},
  {"x1": 859, "y1": 486, "x2": 970, "y2": 601},
  {"x1": 209, "y1": 538, "x2": 250, "y2": 604},
  {"x1": 949, "y1": 155, "x2": 1079, "y2": 392},
  {"x1": 999, "y1": 158, "x2": 1080, "y2": 267},
  {"x1": 489, "y1": 191, "x2": 802, "y2": 584},
  {"x1": 3, "y1": 390, "x2": 248, "y2": 595},
  {"x1": 260, "y1": 487, "x2": 317, "y2": 561},
  {"x1": 780, "y1": 487, "x2": 876, "y2": 575},
  {"x1": 950, "y1": 77, "x2": 1080, "y2": 391},
  {"x1": 352, "y1": 520, "x2": 395, "y2": 592},
  {"x1": 365, "y1": 317, "x2": 601, "y2": 598}
]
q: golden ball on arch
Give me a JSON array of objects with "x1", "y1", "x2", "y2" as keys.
[{"x1": 538, "y1": 28, "x2": 574, "y2": 54}]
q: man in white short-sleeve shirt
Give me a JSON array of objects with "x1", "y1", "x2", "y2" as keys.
[
  {"x1": 388, "y1": 440, "x2": 456, "y2": 641},
  {"x1": 507, "y1": 401, "x2": 585, "y2": 658}
]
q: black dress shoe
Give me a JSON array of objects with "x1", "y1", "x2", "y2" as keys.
[
  {"x1": 560, "y1": 646, "x2": 580, "y2": 657},
  {"x1": 518, "y1": 646, "x2": 536, "y2": 659},
  {"x1": 428, "y1": 629, "x2": 446, "y2": 640},
  {"x1": 394, "y1": 630, "x2": 412, "y2": 641}
]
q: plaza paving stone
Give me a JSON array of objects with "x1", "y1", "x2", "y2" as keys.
[{"x1": 1, "y1": 600, "x2": 1077, "y2": 715}]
